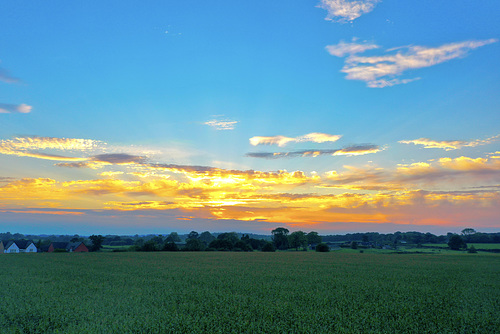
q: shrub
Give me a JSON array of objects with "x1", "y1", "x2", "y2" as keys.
[
  {"x1": 468, "y1": 245, "x2": 477, "y2": 253},
  {"x1": 262, "y1": 242, "x2": 276, "y2": 252},
  {"x1": 315, "y1": 243, "x2": 329, "y2": 252}
]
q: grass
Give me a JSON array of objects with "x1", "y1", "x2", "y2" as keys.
[{"x1": 1, "y1": 252, "x2": 499, "y2": 333}]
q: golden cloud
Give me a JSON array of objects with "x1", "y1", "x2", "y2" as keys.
[{"x1": 399, "y1": 134, "x2": 500, "y2": 150}]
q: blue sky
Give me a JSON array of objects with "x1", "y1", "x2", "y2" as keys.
[{"x1": 0, "y1": 1, "x2": 499, "y2": 235}]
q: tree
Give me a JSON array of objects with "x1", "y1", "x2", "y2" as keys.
[
  {"x1": 184, "y1": 238, "x2": 204, "y2": 251},
  {"x1": 140, "y1": 240, "x2": 157, "y2": 252},
  {"x1": 165, "y1": 232, "x2": 181, "y2": 243},
  {"x1": 448, "y1": 234, "x2": 467, "y2": 250},
  {"x1": 89, "y1": 235, "x2": 105, "y2": 252},
  {"x1": 187, "y1": 231, "x2": 199, "y2": 240},
  {"x1": 351, "y1": 241, "x2": 358, "y2": 249},
  {"x1": 461, "y1": 228, "x2": 477, "y2": 242},
  {"x1": 288, "y1": 231, "x2": 307, "y2": 250},
  {"x1": 307, "y1": 231, "x2": 322, "y2": 245},
  {"x1": 233, "y1": 240, "x2": 251, "y2": 252},
  {"x1": 209, "y1": 239, "x2": 233, "y2": 251},
  {"x1": 199, "y1": 231, "x2": 215, "y2": 245},
  {"x1": 461, "y1": 228, "x2": 476, "y2": 236},
  {"x1": 162, "y1": 242, "x2": 179, "y2": 252},
  {"x1": 272, "y1": 227, "x2": 290, "y2": 250},
  {"x1": 217, "y1": 232, "x2": 239, "y2": 245}
]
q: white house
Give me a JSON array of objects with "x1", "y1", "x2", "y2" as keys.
[{"x1": 3, "y1": 240, "x2": 37, "y2": 253}]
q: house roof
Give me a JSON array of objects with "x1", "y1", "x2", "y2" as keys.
[
  {"x1": 3, "y1": 240, "x2": 35, "y2": 250},
  {"x1": 15, "y1": 240, "x2": 35, "y2": 249},
  {"x1": 67, "y1": 242, "x2": 84, "y2": 250},
  {"x1": 51, "y1": 242, "x2": 70, "y2": 250}
]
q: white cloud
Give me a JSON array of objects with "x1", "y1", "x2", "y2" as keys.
[
  {"x1": 250, "y1": 133, "x2": 342, "y2": 147},
  {"x1": 205, "y1": 119, "x2": 238, "y2": 130},
  {"x1": 0, "y1": 103, "x2": 32, "y2": 114},
  {"x1": 327, "y1": 38, "x2": 498, "y2": 87},
  {"x1": 326, "y1": 40, "x2": 379, "y2": 57},
  {"x1": 318, "y1": 0, "x2": 380, "y2": 23}
]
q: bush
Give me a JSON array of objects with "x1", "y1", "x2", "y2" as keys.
[
  {"x1": 315, "y1": 243, "x2": 329, "y2": 252},
  {"x1": 468, "y1": 245, "x2": 477, "y2": 253},
  {"x1": 162, "y1": 242, "x2": 179, "y2": 252},
  {"x1": 262, "y1": 242, "x2": 276, "y2": 252}
]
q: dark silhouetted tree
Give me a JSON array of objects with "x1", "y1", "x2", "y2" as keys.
[
  {"x1": 165, "y1": 232, "x2": 181, "y2": 243},
  {"x1": 272, "y1": 227, "x2": 289, "y2": 250},
  {"x1": 289, "y1": 231, "x2": 307, "y2": 250},
  {"x1": 89, "y1": 235, "x2": 105, "y2": 252},
  {"x1": 448, "y1": 234, "x2": 467, "y2": 250}
]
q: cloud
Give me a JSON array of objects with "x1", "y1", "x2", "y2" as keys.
[
  {"x1": 325, "y1": 39, "x2": 379, "y2": 57},
  {"x1": 246, "y1": 144, "x2": 382, "y2": 159},
  {"x1": 0, "y1": 67, "x2": 20, "y2": 84},
  {"x1": 327, "y1": 38, "x2": 498, "y2": 87},
  {"x1": 318, "y1": 0, "x2": 380, "y2": 23},
  {"x1": 91, "y1": 153, "x2": 146, "y2": 164},
  {"x1": 0, "y1": 103, "x2": 32, "y2": 114},
  {"x1": 0, "y1": 136, "x2": 103, "y2": 161},
  {"x1": 399, "y1": 134, "x2": 500, "y2": 151},
  {"x1": 204, "y1": 119, "x2": 238, "y2": 130},
  {"x1": 250, "y1": 133, "x2": 342, "y2": 147}
]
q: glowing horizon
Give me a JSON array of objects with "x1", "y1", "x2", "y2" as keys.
[{"x1": 0, "y1": 1, "x2": 499, "y2": 235}]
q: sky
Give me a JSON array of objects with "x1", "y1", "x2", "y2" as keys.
[{"x1": 0, "y1": 0, "x2": 499, "y2": 235}]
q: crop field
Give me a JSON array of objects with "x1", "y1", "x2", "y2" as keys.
[{"x1": 1, "y1": 252, "x2": 499, "y2": 333}]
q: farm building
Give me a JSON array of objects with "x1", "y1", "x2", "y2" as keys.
[
  {"x1": 46, "y1": 241, "x2": 89, "y2": 253},
  {"x1": 1, "y1": 240, "x2": 37, "y2": 253}
]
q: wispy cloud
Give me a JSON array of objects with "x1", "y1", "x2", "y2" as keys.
[
  {"x1": 0, "y1": 103, "x2": 32, "y2": 114},
  {"x1": 318, "y1": 0, "x2": 380, "y2": 23},
  {"x1": 0, "y1": 136, "x2": 103, "y2": 161},
  {"x1": 399, "y1": 134, "x2": 500, "y2": 151},
  {"x1": 326, "y1": 39, "x2": 379, "y2": 57},
  {"x1": 327, "y1": 38, "x2": 498, "y2": 87},
  {"x1": 0, "y1": 66, "x2": 20, "y2": 84},
  {"x1": 250, "y1": 133, "x2": 342, "y2": 147},
  {"x1": 204, "y1": 119, "x2": 238, "y2": 130},
  {"x1": 246, "y1": 144, "x2": 382, "y2": 159}
]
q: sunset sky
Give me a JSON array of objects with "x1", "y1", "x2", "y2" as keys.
[{"x1": 1, "y1": 1, "x2": 499, "y2": 235}]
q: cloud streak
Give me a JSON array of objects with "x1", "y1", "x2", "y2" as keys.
[
  {"x1": 399, "y1": 134, "x2": 500, "y2": 151},
  {"x1": 0, "y1": 67, "x2": 20, "y2": 84},
  {"x1": 0, "y1": 103, "x2": 32, "y2": 114},
  {"x1": 318, "y1": 0, "x2": 380, "y2": 23},
  {"x1": 204, "y1": 119, "x2": 238, "y2": 130},
  {"x1": 246, "y1": 144, "x2": 381, "y2": 159},
  {"x1": 327, "y1": 38, "x2": 498, "y2": 87},
  {"x1": 250, "y1": 133, "x2": 342, "y2": 147}
]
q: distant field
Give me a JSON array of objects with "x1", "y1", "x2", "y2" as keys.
[
  {"x1": 423, "y1": 243, "x2": 500, "y2": 250},
  {"x1": 1, "y1": 252, "x2": 498, "y2": 333}
]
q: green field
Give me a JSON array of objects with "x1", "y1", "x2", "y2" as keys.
[
  {"x1": 422, "y1": 243, "x2": 500, "y2": 250},
  {"x1": 1, "y1": 252, "x2": 499, "y2": 333}
]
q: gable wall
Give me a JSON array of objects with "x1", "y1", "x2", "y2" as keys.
[{"x1": 74, "y1": 243, "x2": 89, "y2": 252}]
